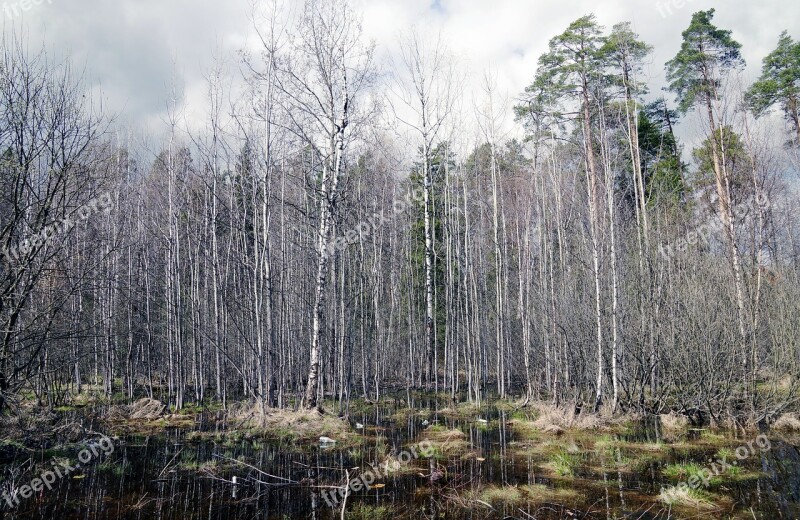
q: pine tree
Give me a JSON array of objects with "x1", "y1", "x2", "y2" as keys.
[{"x1": 746, "y1": 31, "x2": 800, "y2": 145}]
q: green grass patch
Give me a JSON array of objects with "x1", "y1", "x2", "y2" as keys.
[
  {"x1": 345, "y1": 504, "x2": 394, "y2": 520},
  {"x1": 662, "y1": 462, "x2": 723, "y2": 486},
  {"x1": 546, "y1": 451, "x2": 581, "y2": 477}
]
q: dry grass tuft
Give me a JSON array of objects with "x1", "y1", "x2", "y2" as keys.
[
  {"x1": 773, "y1": 413, "x2": 800, "y2": 432},
  {"x1": 105, "y1": 398, "x2": 166, "y2": 422},
  {"x1": 658, "y1": 486, "x2": 717, "y2": 510},
  {"x1": 419, "y1": 426, "x2": 469, "y2": 458},
  {"x1": 659, "y1": 412, "x2": 690, "y2": 431},
  {"x1": 474, "y1": 484, "x2": 578, "y2": 507},
  {"x1": 479, "y1": 485, "x2": 522, "y2": 504},
  {"x1": 510, "y1": 403, "x2": 627, "y2": 434},
  {"x1": 231, "y1": 404, "x2": 353, "y2": 442}
]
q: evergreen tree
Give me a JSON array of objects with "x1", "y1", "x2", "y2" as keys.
[{"x1": 746, "y1": 31, "x2": 800, "y2": 145}]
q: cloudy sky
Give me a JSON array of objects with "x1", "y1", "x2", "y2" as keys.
[{"x1": 6, "y1": 0, "x2": 800, "y2": 140}]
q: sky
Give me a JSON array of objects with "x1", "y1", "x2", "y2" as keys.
[{"x1": 4, "y1": 0, "x2": 800, "y2": 147}]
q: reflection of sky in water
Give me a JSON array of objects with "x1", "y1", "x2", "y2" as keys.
[{"x1": 1, "y1": 401, "x2": 798, "y2": 519}]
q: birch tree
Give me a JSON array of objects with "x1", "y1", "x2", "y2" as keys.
[
  {"x1": 274, "y1": 0, "x2": 374, "y2": 409},
  {"x1": 391, "y1": 31, "x2": 457, "y2": 391}
]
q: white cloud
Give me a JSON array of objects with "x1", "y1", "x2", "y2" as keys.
[{"x1": 5, "y1": 0, "x2": 798, "y2": 146}]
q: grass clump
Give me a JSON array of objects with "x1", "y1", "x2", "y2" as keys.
[
  {"x1": 773, "y1": 413, "x2": 800, "y2": 432},
  {"x1": 662, "y1": 462, "x2": 716, "y2": 483},
  {"x1": 519, "y1": 484, "x2": 578, "y2": 504},
  {"x1": 479, "y1": 486, "x2": 522, "y2": 504},
  {"x1": 475, "y1": 484, "x2": 578, "y2": 507},
  {"x1": 438, "y1": 402, "x2": 482, "y2": 419},
  {"x1": 698, "y1": 430, "x2": 728, "y2": 445},
  {"x1": 659, "y1": 412, "x2": 690, "y2": 431},
  {"x1": 661, "y1": 462, "x2": 728, "y2": 487},
  {"x1": 546, "y1": 451, "x2": 581, "y2": 477},
  {"x1": 345, "y1": 504, "x2": 394, "y2": 520},
  {"x1": 231, "y1": 405, "x2": 357, "y2": 446},
  {"x1": 659, "y1": 486, "x2": 718, "y2": 510},
  {"x1": 418, "y1": 427, "x2": 469, "y2": 459},
  {"x1": 715, "y1": 447, "x2": 734, "y2": 460}
]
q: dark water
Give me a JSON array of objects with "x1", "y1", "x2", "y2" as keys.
[{"x1": 1, "y1": 399, "x2": 799, "y2": 519}]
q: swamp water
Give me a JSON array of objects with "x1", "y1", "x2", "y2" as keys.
[{"x1": 1, "y1": 398, "x2": 799, "y2": 519}]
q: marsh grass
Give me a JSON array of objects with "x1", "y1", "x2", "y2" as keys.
[
  {"x1": 475, "y1": 484, "x2": 578, "y2": 507},
  {"x1": 661, "y1": 462, "x2": 724, "y2": 487},
  {"x1": 479, "y1": 485, "x2": 522, "y2": 504},
  {"x1": 230, "y1": 406, "x2": 362, "y2": 447},
  {"x1": 658, "y1": 486, "x2": 720, "y2": 510},
  {"x1": 595, "y1": 445, "x2": 636, "y2": 470},
  {"x1": 418, "y1": 427, "x2": 469, "y2": 459},
  {"x1": 698, "y1": 429, "x2": 728, "y2": 445},
  {"x1": 438, "y1": 402, "x2": 482, "y2": 419},
  {"x1": 715, "y1": 447, "x2": 734, "y2": 460},
  {"x1": 546, "y1": 451, "x2": 581, "y2": 477},
  {"x1": 345, "y1": 504, "x2": 394, "y2": 520}
]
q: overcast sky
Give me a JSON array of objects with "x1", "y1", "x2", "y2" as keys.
[{"x1": 6, "y1": 0, "x2": 800, "y2": 144}]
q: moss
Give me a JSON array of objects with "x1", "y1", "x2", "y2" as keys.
[{"x1": 386, "y1": 407, "x2": 418, "y2": 422}]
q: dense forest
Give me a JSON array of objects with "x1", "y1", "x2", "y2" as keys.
[{"x1": 1, "y1": 3, "x2": 799, "y2": 432}]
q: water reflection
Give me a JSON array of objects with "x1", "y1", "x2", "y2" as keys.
[{"x1": 1, "y1": 398, "x2": 799, "y2": 519}]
